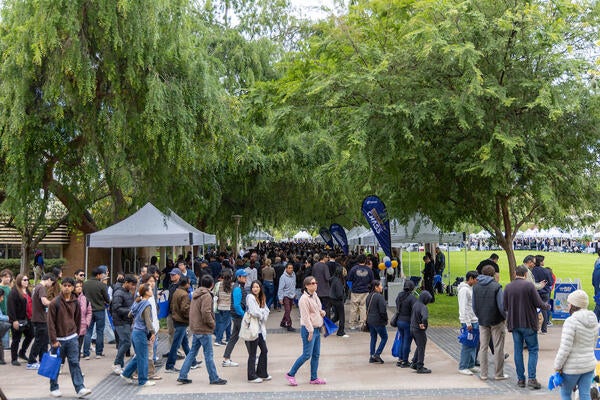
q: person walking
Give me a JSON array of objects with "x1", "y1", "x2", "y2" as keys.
[
  {"x1": 553, "y1": 290, "x2": 598, "y2": 400},
  {"x1": 245, "y1": 280, "x2": 271, "y2": 383},
  {"x1": 7, "y1": 273, "x2": 34, "y2": 366},
  {"x1": 285, "y1": 276, "x2": 327, "y2": 386},
  {"x1": 0, "y1": 288, "x2": 11, "y2": 365},
  {"x1": 592, "y1": 249, "x2": 600, "y2": 321},
  {"x1": 165, "y1": 276, "x2": 196, "y2": 373},
  {"x1": 366, "y1": 280, "x2": 388, "y2": 364},
  {"x1": 347, "y1": 254, "x2": 374, "y2": 330},
  {"x1": 82, "y1": 266, "x2": 110, "y2": 359},
  {"x1": 119, "y1": 284, "x2": 156, "y2": 387},
  {"x1": 395, "y1": 280, "x2": 417, "y2": 368},
  {"x1": 329, "y1": 265, "x2": 348, "y2": 337},
  {"x1": 410, "y1": 290, "x2": 433, "y2": 373},
  {"x1": 503, "y1": 265, "x2": 551, "y2": 389},
  {"x1": 47, "y1": 277, "x2": 92, "y2": 398},
  {"x1": 222, "y1": 269, "x2": 248, "y2": 367},
  {"x1": 177, "y1": 274, "x2": 227, "y2": 385},
  {"x1": 472, "y1": 265, "x2": 506, "y2": 381},
  {"x1": 74, "y1": 281, "x2": 92, "y2": 357},
  {"x1": 278, "y1": 264, "x2": 297, "y2": 332},
  {"x1": 261, "y1": 259, "x2": 276, "y2": 310},
  {"x1": 214, "y1": 269, "x2": 233, "y2": 346},
  {"x1": 26, "y1": 273, "x2": 55, "y2": 370},
  {"x1": 457, "y1": 271, "x2": 479, "y2": 375},
  {"x1": 110, "y1": 275, "x2": 136, "y2": 375},
  {"x1": 312, "y1": 254, "x2": 331, "y2": 319}
]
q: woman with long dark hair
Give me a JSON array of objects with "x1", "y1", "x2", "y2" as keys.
[
  {"x1": 7, "y1": 273, "x2": 34, "y2": 366},
  {"x1": 366, "y1": 280, "x2": 388, "y2": 363},
  {"x1": 329, "y1": 266, "x2": 348, "y2": 337},
  {"x1": 244, "y1": 280, "x2": 270, "y2": 383},
  {"x1": 214, "y1": 269, "x2": 233, "y2": 346}
]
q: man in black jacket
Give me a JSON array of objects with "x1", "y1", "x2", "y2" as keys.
[
  {"x1": 82, "y1": 266, "x2": 110, "y2": 359},
  {"x1": 110, "y1": 275, "x2": 136, "y2": 375}
]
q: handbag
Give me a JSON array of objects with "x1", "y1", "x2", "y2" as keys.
[
  {"x1": 323, "y1": 316, "x2": 339, "y2": 337},
  {"x1": 457, "y1": 325, "x2": 479, "y2": 348},
  {"x1": 391, "y1": 331, "x2": 402, "y2": 358},
  {"x1": 38, "y1": 348, "x2": 61, "y2": 380},
  {"x1": 239, "y1": 312, "x2": 260, "y2": 341},
  {"x1": 157, "y1": 291, "x2": 169, "y2": 319},
  {"x1": 362, "y1": 293, "x2": 374, "y2": 332}
]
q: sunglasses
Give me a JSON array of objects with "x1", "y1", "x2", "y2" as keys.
[
  {"x1": 22, "y1": 278, "x2": 29, "y2": 281},
  {"x1": 308, "y1": 281, "x2": 317, "y2": 285}
]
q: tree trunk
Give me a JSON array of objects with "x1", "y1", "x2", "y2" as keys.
[
  {"x1": 499, "y1": 240, "x2": 517, "y2": 281},
  {"x1": 20, "y1": 236, "x2": 32, "y2": 276}
]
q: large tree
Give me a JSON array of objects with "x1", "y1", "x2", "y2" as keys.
[{"x1": 265, "y1": 0, "x2": 600, "y2": 277}]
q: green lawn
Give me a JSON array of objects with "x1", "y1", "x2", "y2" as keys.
[{"x1": 400, "y1": 249, "x2": 597, "y2": 326}]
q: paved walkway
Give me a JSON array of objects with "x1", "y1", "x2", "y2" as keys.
[{"x1": 1, "y1": 306, "x2": 563, "y2": 400}]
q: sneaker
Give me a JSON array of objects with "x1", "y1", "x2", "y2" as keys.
[
  {"x1": 410, "y1": 362, "x2": 418, "y2": 370},
  {"x1": 18, "y1": 353, "x2": 28, "y2": 361},
  {"x1": 177, "y1": 378, "x2": 192, "y2": 384},
  {"x1": 373, "y1": 354, "x2": 384, "y2": 364},
  {"x1": 95, "y1": 354, "x2": 104, "y2": 359},
  {"x1": 213, "y1": 342, "x2": 224, "y2": 347},
  {"x1": 517, "y1": 380, "x2": 526, "y2": 388},
  {"x1": 369, "y1": 356, "x2": 377, "y2": 364},
  {"x1": 469, "y1": 366, "x2": 480, "y2": 373},
  {"x1": 495, "y1": 374, "x2": 509, "y2": 380},
  {"x1": 310, "y1": 378, "x2": 327, "y2": 385},
  {"x1": 84, "y1": 355, "x2": 90, "y2": 360},
  {"x1": 416, "y1": 367, "x2": 432, "y2": 374},
  {"x1": 0, "y1": 360, "x2": 5, "y2": 365},
  {"x1": 50, "y1": 390, "x2": 62, "y2": 397},
  {"x1": 528, "y1": 378, "x2": 542, "y2": 389},
  {"x1": 142, "y1": 381, "x2": 156, "y2": 387},
  {"x1": 150, "y1": 375, "x2": 162, "y2": 380},
  {"x1": 77, "y1": 388, "x2": 92, "y2": 398},
  {"x1": 458, "y1": 369, "x2": 473, "y2": 376},
  {"x1": 480, "y1": 375, "x2": 488, "y2": 381},
  {"x1": 286, "y1": 326, "x2": 296, "y2": 332},
  {"x1": 222, "y1": 359, "x2": 239, "y2": 367},
  {"x1": 112, "y1": 365, "x2": 123, "y2": 375},
  {"x1": 341, "y1": 334, "x2": 350, "y2": 338},
  {"x1": 119, "y1": 374, "x2": 134, "y2": 384},
  {"x1": 11, "y1": 360, "x2": 20, "y2": 366},
  {"x1": 164, "y1": 367, "x2": 180, "y2": 373},
  {"x1": 263, "y1": 375, "x2": 272, "y2": 381},
  {"x1": 399, "y1": 361, "x2": 411, "y2": 368},
  {"x1": 26, "y1": 363, "x2": 40, "y2": 370},
  {"x1": 190, "y1": 361, "x2": 202, "y2": 369},
  {"x1": 249, "y1": 377, "x2": 263, "y2": 383},
  {"x1": 210, "y1": 378, "x2": 227, "y2": 385},
  {"x1": 285, "y1": 373, "x2": 298, "y2": 386}
]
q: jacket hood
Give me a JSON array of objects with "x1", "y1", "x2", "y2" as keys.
[
  {"x1": 403, "y1": 280, "x2": 415, "y2": 292},
  {"x1": 571, "y1": 309, "x2": 599, "y2": 329},
  {"x1": 477, "y1": 275, "x2": 495, "y2": 285},
  {"x1": 457, "y1": 281, "x2": 471, "y2": 291},
  {"x1": 192, "y1": 286, "x2": 211, "y2": 300},
  {"x1": 131, "y1": 299, "x2": 149, "y2": 315},
  {"x1": 419, "y1": 290, "x2": 433, "y2": 304}
]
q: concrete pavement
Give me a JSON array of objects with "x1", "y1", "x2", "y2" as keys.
[{"x1": 1, "y1": 305, "x2": 565, "y2": 400}]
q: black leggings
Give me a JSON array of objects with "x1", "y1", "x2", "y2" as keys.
[
  {"x1": 10, "y1": 324, "x2": 34, "y2": 362},
  {"x1": 410, "y1": 328, "x2": 427, "y2": 368}
]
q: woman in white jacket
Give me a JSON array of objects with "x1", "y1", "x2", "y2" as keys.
[
  {"x1": 245, "y1": 280, "x2": 271, "y2": 383},
  {"x1": 553, "y1": 290, "x2": 599, "y2": 400}
]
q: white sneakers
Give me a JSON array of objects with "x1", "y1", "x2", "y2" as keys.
[
  {"x1": 120, "y1": 373, "x2": 133, "y2": 384},
  {"x1": 249, "y1": 377, "x2": 263, "y2": 383},
  {"x1": 142, "y1": 381, "x2": 156, "y2": 387},
  {"x1": 222, "y1": 359, "x2": 239, "y2": 367},
  {"x1": 77, "y1": 388, "x2": 92, "y2": 398},
  {"x1": 112, "y1": 365, "x2": 123, "y2": 375},
  {"x1": 458, "y1": 369, "x2": 473, "y2": 375},
  {"x1": 50, "y1": 390, "x2": 62, "y2": 398}
]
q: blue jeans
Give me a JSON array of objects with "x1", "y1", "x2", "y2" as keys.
[
  {"x1": 263, "y1": 281, "x2": 275, "y2": 309},
  {"x1": 50, "y1": 337, "x2": 84, "y2": 392},
  {"x1": 459, "y1": 323, "x2": 478, "y2": 370},
  {"x1": 166, "y1": 323, "x2": 190, "y2": 369},
  {"x1": 122, "y1": 330, "x2": 149, "y2": 386},
  {"x1": 214, "y1": 310, "x2": 232, "y2": 343},
  {"x1": 511, "y1": 328, "x2": 539, "y2": 380},
  {"x1": 369, "y1": 325, "x2": 388, "y2": 356},
  {"x1": 83, "y1": 310, "x2": 106, "y2": 357},
  {"x1": 114, "y1": 325, "x2": 131, "y2": 368},
  {"x1": 396, "y1": 320, "x2": 412, "y2": 362},
  {"x1": 560, "y1": 371, "x2": 594, "y2": 400},
  {"x1": 288, "y1": 326, "x2": 321, "y2": 381},
  {"x1": 178, "y1": 334, "x2": 219, "y2": 383}
]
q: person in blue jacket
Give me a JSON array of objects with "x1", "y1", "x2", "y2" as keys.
[
  {"x1": 592, "y1": 248, "x2": 600, "y2": 321},
  {"x1": 222, "y1": 269, "x2": 248, "y2": 367}
]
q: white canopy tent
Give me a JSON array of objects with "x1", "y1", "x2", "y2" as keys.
[
  {"x1": 86, "y1": 202, "x2": 216, "y2": 276},
  {"x1": 293, "y1": 230, "x2": 313, "y2": 241},
  {"x1": 247, "y1": 229, "x2": 275, "y2": 242},
  {"x1": 347, "y1": 226, "x2": 370, "y2": 246}
]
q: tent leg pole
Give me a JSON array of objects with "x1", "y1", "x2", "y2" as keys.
[
  {"x1": 110, "y1": 248, "x2": 114, "y2": 280},
  {"x1": 85, "y1": 246, "x2": 89, "y2": 278}
]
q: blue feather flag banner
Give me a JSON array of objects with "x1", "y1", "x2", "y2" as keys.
[
  {"x1": 319, "y1": 227, "x2": 335, "y2": 248},
  {"x1": 330, "y1": 223, "x2": 349, "y2": 255},
  {"x1": 361, "y1": 195, "x2": 392, "y2": 258}
]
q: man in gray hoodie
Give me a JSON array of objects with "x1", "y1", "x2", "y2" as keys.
[
  {"x1": 472, "y1": 265, "x2": 506, "y2": 381},
  {"x1": 278, "y1": 264, "x2": 296, "y2": 332}
]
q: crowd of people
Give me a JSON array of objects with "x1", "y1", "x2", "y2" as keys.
[{"x1": 0, "y1": 244, "x2": 599, "y2": 399}]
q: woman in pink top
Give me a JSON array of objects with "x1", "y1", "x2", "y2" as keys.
[
  {"x1": 75, "y1": 281, "x2": 92, "y2": 355},
  {"x1": 285, "y1": 276, "x2": 326, "y2": 386}
]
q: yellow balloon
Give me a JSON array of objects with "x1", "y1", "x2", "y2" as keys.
[
  {"x1": 391, "y1": 260, "x2": 399, "y2": 268},
  {"x1": 378, "y1": 263, "x2": 386, "y2": 271}
]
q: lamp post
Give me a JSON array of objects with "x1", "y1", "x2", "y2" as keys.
[{"x1": 232, "y1": 215, "x2": 242, "y2": 257}]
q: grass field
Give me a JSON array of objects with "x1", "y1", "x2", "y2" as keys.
[{"x1": 399, "y1": 249, "x2": 597, "y2": 326}]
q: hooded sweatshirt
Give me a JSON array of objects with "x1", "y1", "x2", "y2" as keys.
[
  {"x1": 411, "y1": 291, "x2": 432, "y2": 330},
  {"x1": 553, "y1": 309, "x2": 599, "y2": 374},
  {"x1": 396, "y1": 281, "x2": 417, "y2": 322},
  {"x1": 189, "y1": 287, "x2": 215, "y2": 334},
  {"x1": 593, "y1": 258, "x2": 600, "y2": 297},
  {"x1": 278, "y1": 270, "x2": 296, "y2": 301},
  {"x1": 47, "y1": 293, "x2": 81, "y2": 342},
  {"x1": 457, "y1": 282, "x2": 478, "y2": 325},
  {"x1": 472, "y1": 274, "x2": 505, "y2": 327}
]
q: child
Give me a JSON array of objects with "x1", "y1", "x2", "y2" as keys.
[{"x1": 410, "y1": 290, "x2": 433, "y2": 373}]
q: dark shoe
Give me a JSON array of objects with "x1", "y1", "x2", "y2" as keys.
[
  {"x1": 11, "y1": 360, "x2": 21, "y2": 366},
  {"x1": 527, "y1": 379, "x2": 541, "y2": 390},
  {"x1": 410, "y1": 362, "x2": 418, "y2": 370},
  {"x1": 18, "y1": 353, "x2": 28, "y2": 361},
  {"x1": 400, "y1": 361, "x2": 411, "y2": 368},
  {"x1": 474, "y1": 361, "x2": 480, "y2": 367},
  {"x1": 517, "y1": 380, "x2": 526, "y2": 388},
  {"x1": 369, "y1": 356, "x2": 377, "y2": 364},
  {"x1": 504, "y1": 353, "x2": 510, "y2": 360},
  {"x1": 0, "y1": 360, "x2": 6, "y2": 365},
  {"x1": 162, "y1": 353, "x2": 169, "y2": 358},
  {"x1": 153, "y1": 361, "x2": 163, "y2": 368},
  {"x1": 177, "y1": 378, "x2": 192, "y2": 384},
  {"x1": 372, "y1": 354, "x2": 384, "y2": 364},
  {"x1": 416, "y1": 367, "x2": 432, "y2": 374},
  {"x1": 177, "y1": 354, "x2": 185, "y2": 360},
  {"x1": 210, "y1": 378, "x2": 227, "y2": 385},
  {"x1": 286, "y1": 326, "x2": 296, "y2": 332}
]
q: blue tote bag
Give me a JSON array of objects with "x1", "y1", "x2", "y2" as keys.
[
  {"x1": 38, "y1": 348, "x2": 61, "y2": 380},
  {"x1": 391, "y1": 331, "x2": 401, "y2": 358},
  {"x1": 323, "y1": 317, "x2": 339, "y2": 337}
]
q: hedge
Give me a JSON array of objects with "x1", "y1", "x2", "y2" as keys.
[{"x1": 0, "y1": 258, "x2": 66, "y2": 277}]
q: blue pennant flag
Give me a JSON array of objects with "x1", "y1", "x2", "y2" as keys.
[
  {"x1": 330, "y1": 223, "x2": 349, "y2": 255},
  {"x1": 361, "y1": 195, "x2": 392, "y2": 258},
  {"x1": 319, "y1": 227, "x2": 335, "y2": 248}
]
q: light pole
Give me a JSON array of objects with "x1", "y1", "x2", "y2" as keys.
[{"x1": 232, "y1": 215, "x2": 242, "y2": 257}]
